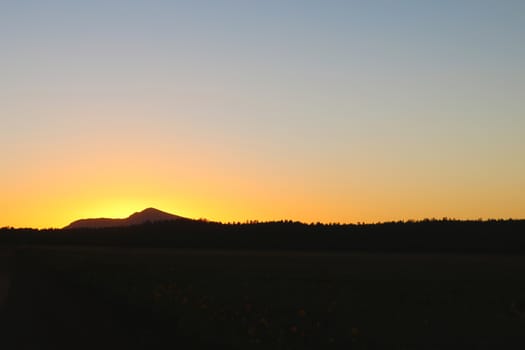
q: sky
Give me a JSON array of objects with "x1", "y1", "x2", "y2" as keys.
[{"x1": 1, "y1": 0, "x2": 524, "y2": 228}]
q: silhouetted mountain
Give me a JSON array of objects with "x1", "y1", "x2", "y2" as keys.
[{"x1": 64, "y1": 208, "x2": 185, "y2": 229}]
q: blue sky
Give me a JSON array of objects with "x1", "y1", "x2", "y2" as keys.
[{"x1": 1, "y1": 1, "x2": 524, "y2": 226}]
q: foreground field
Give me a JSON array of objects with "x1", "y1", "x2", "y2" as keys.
[{"x1": 4, "y1": 246, "x2": 525, "y2": 349}]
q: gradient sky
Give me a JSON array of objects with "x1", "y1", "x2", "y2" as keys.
[{"x1": 1, "y1": 0, "x2": 524, "y2": 228}]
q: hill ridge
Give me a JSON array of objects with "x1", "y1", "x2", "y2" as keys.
[{"x1": 64, "y1": 208, "x2": 185, "y2": 229}]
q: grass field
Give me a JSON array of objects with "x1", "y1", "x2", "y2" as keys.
[{"x1": 6, "y1": 246, "x2": 525, "y2": 349}]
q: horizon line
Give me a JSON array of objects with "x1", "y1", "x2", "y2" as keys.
[{"x1": 2, "y1": 216, "x2": 525, "y2": 231}]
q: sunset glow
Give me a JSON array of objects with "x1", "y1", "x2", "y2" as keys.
[{"x1": 1, "y1": 1, "x2": 524, "y2": 228}]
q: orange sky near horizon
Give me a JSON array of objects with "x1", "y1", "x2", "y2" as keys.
[
  {"x1": 2, "y1": 127, "x2": 524, "y2": 228},
  {"x1": 1, "y1": 1, "x2": 524, "y2": 228},
  {"x1": 2, "y1": 145, "x2": 525, "y2": 229}
]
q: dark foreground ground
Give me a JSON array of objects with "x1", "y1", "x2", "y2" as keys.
[{"x1": 2, "y1": 246, "x2": 525, "y2": 349}]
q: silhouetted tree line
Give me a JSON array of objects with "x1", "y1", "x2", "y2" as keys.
[{"x1": 1, "y1": 219, "x2": 525, "y2": 254}]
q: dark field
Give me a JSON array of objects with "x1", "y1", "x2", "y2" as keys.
[{"x1": 3, "y1": 246, "x2": 525, "y2": 349}]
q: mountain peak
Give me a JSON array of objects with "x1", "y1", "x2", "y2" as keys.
[
  {"x1": 127, "y1": 208, "x2": 183, "y2": 225},
  {"x1": 65, "y1": 208, "x2": 186, "y2": 229},
  {"x1": 134, "y1": 207, "x2": 167, "y2": 216}
]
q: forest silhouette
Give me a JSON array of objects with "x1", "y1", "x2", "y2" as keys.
[{"x1": 2, "y1": 218, "x2": 525, "y2": 254}]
